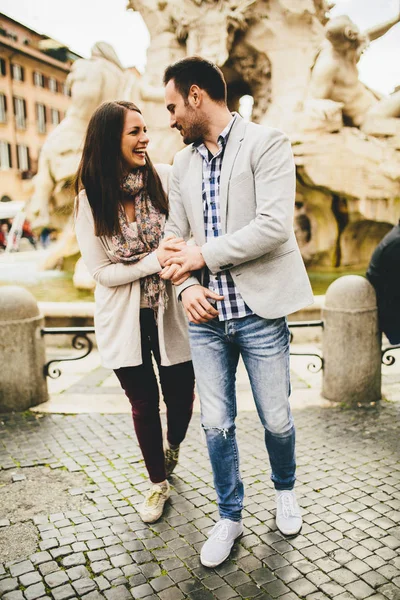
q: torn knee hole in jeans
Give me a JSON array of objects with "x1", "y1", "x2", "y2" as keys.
[{"x1": 202, "y1": 425, "x2": 233, "y2": 439}]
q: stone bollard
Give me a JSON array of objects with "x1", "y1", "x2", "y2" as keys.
[
  {"x1": 0, "y1": 286, "x2": 48, "y2": 411},
  {"x1": 322, "y1": 275, "x2": 381, "y2": 405}
]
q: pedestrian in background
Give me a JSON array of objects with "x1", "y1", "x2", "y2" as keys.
[{"x1": 367, "y1": 219, "x2": 400, "y2": 345}]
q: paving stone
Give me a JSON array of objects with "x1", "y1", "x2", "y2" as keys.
[
  {"x1": 81, "y1": 593, "x2": 105, "y2": 600},
  {"x1": 72, "y1": 578, "x2": 98, "y2": 595},
  {"x1": 2, "y1": 592, "x2": 24, "y2": 600},
  {"x1": 30, "y1": 552, "x2": 52, "y2": 566},
  {"x1": 104, "y1": 587, "x2": 132, "y2": 600},
  {"x1": 158, "y1": 588, "x2": 184, "y2": 600},
  {"x1": 150, "y1": 575, "x2": 174, "y2": 592},
  {"x1": 66, "y1": 566, "x2": 91, "y2": 581},
  {"x1": 346, "y1": 580, "x2": 375, "y2": 600},
  {"x1": 19, "y1": 571, "x2": 42, "y2": 587},
  {"x1": 44, "y1": 571, "x2": 69, "y2": 588},
  {"x1": 61, "y1": 553, "x2": 86, "y2": 568},
  {"x1": 38, "y1": 561, "x2": 58, "y2": 576},
  {"x1": 129, "y1": 583, "x2": 153, "y2": 598},
  {"x1": 51, "y1": 584, "x2": 76, "y2": 600},
  {"x1": 23, "y1": 582, "x2": 47, "y2": 600},
  {"x1": 0, "y1": 579, "x2": 18, "y2": 595},
  {"x1": 9, "y1": 561, "x2": 34, "y2": 578},
  {"x1": 288, "y1": 577, "x2": 318, "y2": 596},
  {"x1": 378, "y1": 583, "x2": 400, "y2": 600},
  {"x1": 110, "y1": 554, "x2": 132, "y2": 568}
]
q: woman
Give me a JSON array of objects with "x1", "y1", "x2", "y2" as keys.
[{"x1": 74, "y1": 100, "x2": 195, "y2": 524}]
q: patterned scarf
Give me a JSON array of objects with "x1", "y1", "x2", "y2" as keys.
[{"x1": 111, "y1": 169, "x2": 167, "y2": 312}]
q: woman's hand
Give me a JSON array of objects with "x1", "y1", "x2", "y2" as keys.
[
  {"x1": 160, "y1": 264, "x2": 191, "y2": 286},
  {"x1": 156, "y1": 235, "x2": 185, "y2": 267}
]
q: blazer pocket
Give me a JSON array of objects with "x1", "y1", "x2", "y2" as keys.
[
  {"x1": 229, "y1": 172, "x2": 252, "y2": 187},
  {"x1": 268, "y1": 248, "x2": 296, "y2": 261}
]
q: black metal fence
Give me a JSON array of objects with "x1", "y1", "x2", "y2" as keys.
[{"x1": 41, "y1": 322, "x2": 399, "y2": 379}]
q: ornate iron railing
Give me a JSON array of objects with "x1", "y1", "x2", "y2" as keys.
[
  {"x1": 382, "y1": 344, "x2": 400, "y2": 366},
  {"x1": 41, "y1": 322, "x2": 400, "y2": 378},
  {"x1": 41, "y1": 327, "x2": 95, "y2": 379},
  {"x1": 288, "y1": 320, "x2": 324, "y2": 372},
  {"x1": 42, "y1": 321, "x2": 326, "y2": 378}
]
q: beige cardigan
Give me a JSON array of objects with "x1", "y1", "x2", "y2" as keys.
[{"x1": 74, "y1": 164, "x2": 191, "y2": 369}]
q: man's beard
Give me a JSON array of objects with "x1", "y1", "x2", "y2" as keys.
[{"x1": 181, "y1": 113, "x2": 208, "y2": 145}]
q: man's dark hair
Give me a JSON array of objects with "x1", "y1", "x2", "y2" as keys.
[{"x1": 163, "y1": 56, "x2": 227, "y2": 103}]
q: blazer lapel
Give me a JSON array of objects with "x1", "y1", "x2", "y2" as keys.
[
  {"x1": 189, "y1": 150, "x2": 206, "y2": 245},
  {"x1": 220, "y1": 115, "x2": 247, "y2": 232}
]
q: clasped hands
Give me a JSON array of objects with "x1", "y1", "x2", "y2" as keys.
[
  {"x1": 156, "y1": 236, "x2": 224, "y2": 324},
  {"x1": 156, "y1": 235, "x2": 205, "y2": 284}
]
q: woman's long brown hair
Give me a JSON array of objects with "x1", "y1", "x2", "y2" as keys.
[{"x1": 75, "y1": 100, "x2": 168, "y2": 237}]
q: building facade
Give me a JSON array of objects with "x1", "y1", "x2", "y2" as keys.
[{"x1": 0, "y1": 13, "x2": 80, "y2": 203}]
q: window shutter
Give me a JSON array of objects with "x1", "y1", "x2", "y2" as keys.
[
  {"x1": 20, "y1": 66, "x2": 25, "y2": 82},
  {"x1": 7, "y1": 143, "x2": 12, "y2": 168}
]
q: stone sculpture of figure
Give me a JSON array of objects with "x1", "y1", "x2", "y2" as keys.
[
  {"x1": 127, "y1": 0, "x2": 186, "y2": 162},
  {"x1": 27, "y1": 42, "x2": 136, "y2": 232},
  {"x1": 26, "y1": 42, "x2": 138, "y2": 271},
  {"x1": 175, "y1": 0, "x2": 256, "y2": 67},
  {"x1": 127, "y1": 0, "x2": 256, "y2": 160},
  {"x1": 309, "y1": 14, "x2": 400, "y2": 130}
]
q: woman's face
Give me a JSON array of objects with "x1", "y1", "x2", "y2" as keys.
[{"x1": 121, "y1": 109, "x2": 149, "y2": 170}]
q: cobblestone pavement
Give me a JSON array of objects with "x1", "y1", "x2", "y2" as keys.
[{"x1": 1, "y1": 400, "x2": 400, "y2": 600}]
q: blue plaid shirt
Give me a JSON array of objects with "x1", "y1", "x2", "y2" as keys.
[{"x1": 194, "y1": 116, "x2": 253, "y2": 321}]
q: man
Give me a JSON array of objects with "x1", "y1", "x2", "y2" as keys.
[
  {"x1": 161, "y1": 57, "x2": 313, "y2": 568},
  {"x1": 366, "y1": 220, "x2": 400, "y2": 346}
]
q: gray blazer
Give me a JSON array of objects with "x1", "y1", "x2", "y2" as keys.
[{"x1": 165, "y1": 114, "x2": 314, "y2": 319}]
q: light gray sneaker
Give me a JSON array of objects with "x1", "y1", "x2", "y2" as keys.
[
  {"x1": 200, "y1": 519, "x2": 243, "y2": 567},
  {"x1": 139, "y1": 481, "x2": 170, "y2": 524},
  {"x1": 276, "y1": 490, "x2": 302, "y2": 536}
]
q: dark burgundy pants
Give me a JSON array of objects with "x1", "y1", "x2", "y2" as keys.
[{"x1": 114, "y1": 309, "x2": 195, "y2": 483}]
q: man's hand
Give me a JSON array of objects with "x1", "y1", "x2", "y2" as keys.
[
  {"x1": 156, "y1": 236, "x2": 185, "y2": 267},
  {"x1": 164, "y1": 245, "x2": 206, "y2": 280},
  {"x1": 159, "y1": 264, "x2": 191, "y2": 286},
  {"x1": 181, "y1": 285, "x2": 224, "y2": 324}
]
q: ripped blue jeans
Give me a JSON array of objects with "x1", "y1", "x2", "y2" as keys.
[{"x1": 189, "y1": 314, "x2": 296, "y2": 522}]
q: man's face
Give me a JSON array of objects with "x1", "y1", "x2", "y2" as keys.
[{"x1": 165, "y1": 80, "x2": 207, "y2": 145}]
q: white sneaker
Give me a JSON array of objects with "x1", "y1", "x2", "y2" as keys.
[
  {"x1": 200, "y1": 519, "x2": 243, "y2": 567},
  {"x1": 139, "y1": 481, "x2": 170, "y2": 523},
  {"x1": 276, "y1": 490, "x2": 302, "y2": 536}
]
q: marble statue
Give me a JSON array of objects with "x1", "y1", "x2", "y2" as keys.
[
  {"x1": 27, "y1": 42, "x2": 139, "y2": 271},
  {"x1": 309, "y1": 14, "x2": 400, "y2": 134},
  {"x1": 28, "y1": 42, "x2": 137, "y2": 232},
  {"x1": 28, "y1": 0, "x2": 400, "y2": 277}
]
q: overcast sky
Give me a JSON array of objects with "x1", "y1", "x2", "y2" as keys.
[{"x1": 0, "y1": 0, "x2": 399, "y2": 94}]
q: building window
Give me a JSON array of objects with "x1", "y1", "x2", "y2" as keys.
[
  {"x1": 0, "y1": 58, "x2": 6, "y2": 77},
  {"x1": 50, "y1": 108, "x2": 60, "y2": 125},
  {"x1": 13, "y1": 97, "x2": 26, "y2": 129},
  {"x1": 0, "y1": 141, "x2": 12, "y2": 169},
  {"x1": 11, "y1": 63, "x2": 24, "y2": 81},
  {"x1": 48, "y1": 77, "x2": 57, "y2": 92},
  {"x1": 17, "y1": 144, "x2": 30, "y2": 171},
  {"x1": 36, "y1": 102, "x2": 47, "y2": 134},
  {"x1": 33, "y1": 71, "x2": 45, "y2": 87},
  {"x1": 62, "y1": 82, "x2": 70, "y2": 96},
  {"x1": 0, "y1": 94, "x2": 6, "y2": 123}
]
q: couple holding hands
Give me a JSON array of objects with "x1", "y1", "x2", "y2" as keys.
[{"x1": 75, "y1": 56, "x2": 313, "y2": 568}]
